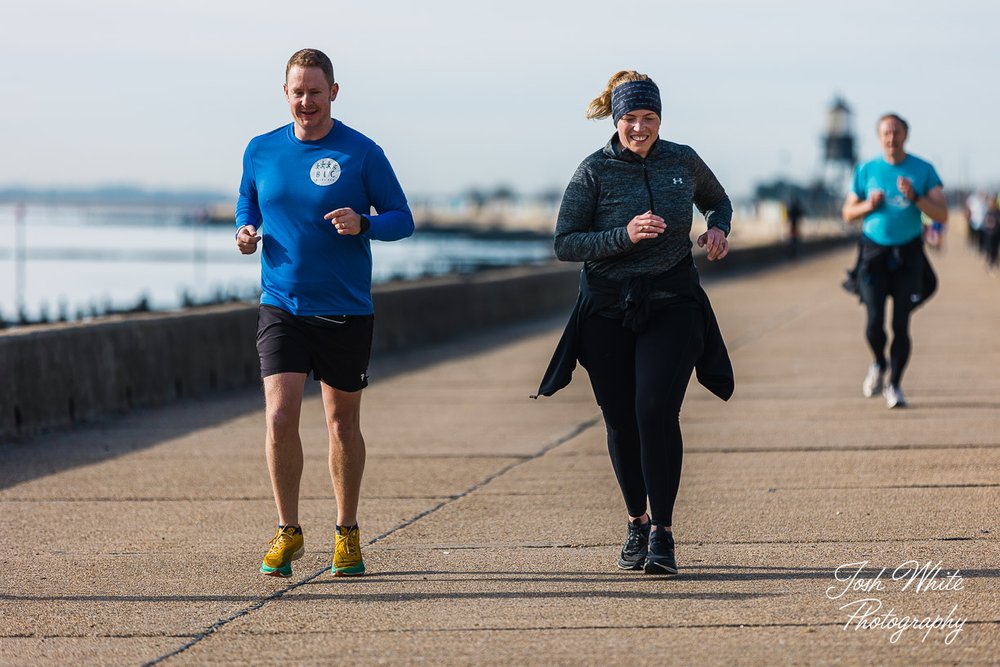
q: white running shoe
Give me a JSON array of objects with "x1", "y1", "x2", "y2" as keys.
[
  {"x1": 862, "y1": 363, "x2": 884, "y2": 398},
  {"x1": 883, "y1": 384, "x2": 907, "y2": 409}
]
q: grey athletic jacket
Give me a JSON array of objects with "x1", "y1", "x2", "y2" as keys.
[{"x1": 554, "y1": 135, "x2": 733, "y2": 280}]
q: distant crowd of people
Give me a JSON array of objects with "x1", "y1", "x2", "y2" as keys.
[{"x1": 965, "y1": 191, "x2": 1000, "y2": 271}]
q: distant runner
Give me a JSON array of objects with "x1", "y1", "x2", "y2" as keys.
[{"x1": 841, "y1": 113, "x2": 946, "y2": 408}]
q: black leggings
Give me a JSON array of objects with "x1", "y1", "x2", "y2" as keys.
[
  {"x1": 578, "y1": 302, "x2": 704, "y2": 526},
  {"x1": 986, "y1": 230, "x2": 1000, "y2": 268},
  {"x1": 859, "y1": 253, "x2": 920, "y2": 387}
]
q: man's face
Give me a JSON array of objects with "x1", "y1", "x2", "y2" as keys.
[
  {"x1": 878, "y1": 118, "x2": 907, "y2": 155},
  {"x1": 616, "y1": 109, "x2": 661, "y2": 157},
  {"x1": 284, "y1": 65, "x2": 338, "y2": 134}
]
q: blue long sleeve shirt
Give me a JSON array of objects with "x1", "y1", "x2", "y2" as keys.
[{"x1": 236, "y1": 121, "x2": 414, "y2": 315}]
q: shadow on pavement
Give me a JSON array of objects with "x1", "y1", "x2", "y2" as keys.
[{"x1": 0, "y1": 315, "x2": 565, "y2": 492}]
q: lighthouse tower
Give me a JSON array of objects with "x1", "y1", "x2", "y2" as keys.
[{"x1": 821, "y1": 96, "x2": 857, "y2": 194}]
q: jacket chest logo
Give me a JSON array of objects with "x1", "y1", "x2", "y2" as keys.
[
  {"x1": 310, "y1": 158, "x2": 341, "y2": 186},
  {"x1": 673, "y1": 177, "x2": 684, "y2": 185}
]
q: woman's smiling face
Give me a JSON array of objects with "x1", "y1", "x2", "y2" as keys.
[{"x1": 616, "y1": 109, "x2": 660, "y2": 157}]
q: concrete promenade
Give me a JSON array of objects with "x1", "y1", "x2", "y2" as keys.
[{"x1": 1, "y1": 240, "x2": 998, "y2": 665}]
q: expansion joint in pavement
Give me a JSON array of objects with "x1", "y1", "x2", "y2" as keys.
[
  {"x1": 141, "y1": 414, "x2": 601, "y2": 666},
  {"x1": 688, "y1": 536, "x2": 989, "y2": 546},
  {"x1": 374, "y1": 619, "x2": 1000, "y2": 634},
  {"x1": 773, "y1": 483, "x2": 1000, "y2": 490},
  {"x1": 690, "y1": 443, "x2": 1000, "y2": 453}
]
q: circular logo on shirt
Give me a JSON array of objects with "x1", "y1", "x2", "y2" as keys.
[
  {"x1": 310, "y1": 158, "x2": 341, "y2": 186},
  {"x1": 887, "y1": 193, "x2": 910, "y2": 210}
]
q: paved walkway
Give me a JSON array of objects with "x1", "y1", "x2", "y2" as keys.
[{"x1": 2, "y1": 238, "x2": 998, "y2": 666}]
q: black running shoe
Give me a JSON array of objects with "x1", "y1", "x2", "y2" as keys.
[
  {"x1": 643, "y1": 527, "x2": 678, "y2": 575},
  {"x1": 617, "y1": 518, "x2": 650, "y2": 570}
]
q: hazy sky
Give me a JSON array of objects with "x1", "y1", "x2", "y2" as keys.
[{"x1": 2, "y1": 1, "x2": 997, "y2": 199}]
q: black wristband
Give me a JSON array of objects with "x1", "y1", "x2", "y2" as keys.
[{"x1": 359, "y1": 215, "x2": 371, "y2": 235}]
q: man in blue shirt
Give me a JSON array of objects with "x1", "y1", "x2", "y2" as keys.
[
  {"x1": 236, "y1": 48, "x2": 414, "y2": 577},
  {"x1": 842, "y1": 113, "x2": 946, "y2": 408}
]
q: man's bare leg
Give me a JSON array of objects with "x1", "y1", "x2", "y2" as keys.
[
  {"x1": 321, "y1": 384, "x2": 365, "y2": 526},
  {"x1": 263, "y1": 372, "x2": 308, "y2": 526}
]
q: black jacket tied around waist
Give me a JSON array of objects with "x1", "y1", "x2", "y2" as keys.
[{"x1": 533, "y1": 254, "x2": 734, "y2": 401}]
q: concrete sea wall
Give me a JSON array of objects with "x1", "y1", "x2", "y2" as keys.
[{"x1": 0, "y1": 264, "x2": 580, "y2": 441}]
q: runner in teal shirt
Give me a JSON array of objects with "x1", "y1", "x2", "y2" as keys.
[
  {"x1": 851, "y1": 153, "x2": 942, "y2": 246},
  {"x1": 842, "y1": 114, "x2": 947, "y2": 409}
]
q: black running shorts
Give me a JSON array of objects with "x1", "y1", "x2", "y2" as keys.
[{"x1": 256, "y1": 304, "x2": 374, "y2": 392}]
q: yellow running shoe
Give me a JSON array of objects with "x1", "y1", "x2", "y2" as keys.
[
  {"x1": 332, "y1": 525, "x2": 365, "y2": 577},
  {"x1": 260, "y1": 525, "x2": 304, "y2": 578}
]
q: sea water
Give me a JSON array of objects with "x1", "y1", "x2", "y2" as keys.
[{"x1": 0, "y1": 203, "x2": 554, "y2": 322}]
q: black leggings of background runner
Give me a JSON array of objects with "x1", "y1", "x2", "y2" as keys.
[
  {"x1": 860, "y1": 253, "x2": 920, "y2": 387},
  {"x1": 578, "y1": 302, "x2": 703, "y2": 526}
]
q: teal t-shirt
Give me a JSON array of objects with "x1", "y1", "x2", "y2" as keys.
[{"x1": 851, "y1": 154, "x2": 942, "y2": 246}]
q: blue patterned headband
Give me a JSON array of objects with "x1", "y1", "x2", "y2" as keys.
[{"x1": 611, "y1": 79, "x2": 661, "y2": 125}]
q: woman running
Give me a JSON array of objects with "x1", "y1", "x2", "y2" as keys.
[{"x1": 535, "y1": 70, "x2": 735, "y2": 575}]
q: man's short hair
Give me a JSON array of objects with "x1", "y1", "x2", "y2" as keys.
[
  {"x1": 286, "y1": 49, "x2": 335, "y2": 87},
  {"x1": 877, "y1": 113, "x2": 909, "y2": 134}
]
